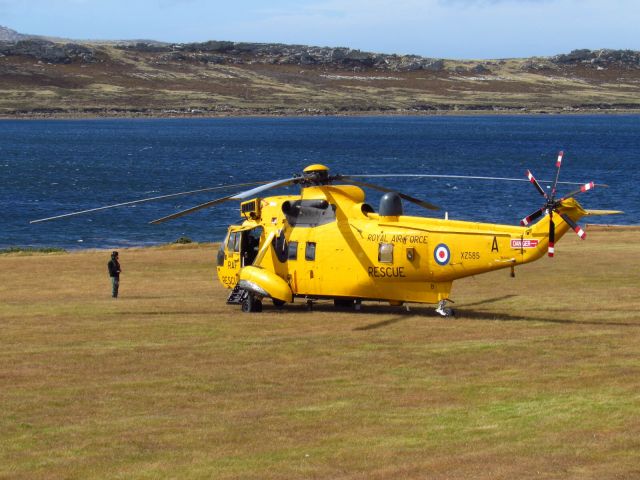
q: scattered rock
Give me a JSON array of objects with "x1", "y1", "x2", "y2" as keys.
[
  {"x1": 117, "y1": 42, "x2": 171, "y2": 53},
  {"x1": 471, "y1": 64, "x2": 491, "y2": 74},
  {"x1": 0, "y1": 39, "x2": 97, "y2": 63}
]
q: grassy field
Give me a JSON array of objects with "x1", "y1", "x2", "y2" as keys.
[{"x1": 1, "y1": 230, "x2": 639, "y2": 479}]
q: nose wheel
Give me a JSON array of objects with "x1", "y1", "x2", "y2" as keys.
[{"x1": 241, "y1": 292, "x2": 263, "y2": 313}]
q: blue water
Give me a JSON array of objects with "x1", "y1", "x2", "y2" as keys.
[{"x1": 1, "y1": 116, "x2": 638, "y2": 249}]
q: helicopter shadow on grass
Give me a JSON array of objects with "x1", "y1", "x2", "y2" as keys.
[
  {"x1": 457, "y1": 294, "x2": 518, "y2": 308},
  {"x1": 103, "y1": 309, "x2": 219, "y2": 316},
  {"x1": 450, "y1": 309, "x2": 640, "y2": 328},
  {"x1": 352, "y1": 308, "x2": 640, "y2": 330},
  {"x1": 349, "y1": 295, "x2": 520, "y2": 331},
  {"x1": 344, "y1": 291, "x2": 640, "y2": 330}
]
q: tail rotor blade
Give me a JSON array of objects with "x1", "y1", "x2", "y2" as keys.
[
  {"x1": 527, "y1": 170, "x2": 549, "y2": 199},
  {"x1": 548, "y1": 211, "x2": 555, "y2": 257},
  {"x1": 556, "y1": 151, "x2": 564, "y2": 169},
  {"x1": 559, "y1": 181, "x2": 596, "y2": 202},
  {"x1": 551, "y1": 150, "x2": 564, "y2": 198},
  {"x1": 558, "y1": 212, "x2": 587, "y2": 239},
  {"x1": 520, "y1": 206, "x2": 546, "y2": 226}
]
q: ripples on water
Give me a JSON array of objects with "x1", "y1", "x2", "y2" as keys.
[{"x1": 2, "y1": 115, "x2": 638, "y2": 249}]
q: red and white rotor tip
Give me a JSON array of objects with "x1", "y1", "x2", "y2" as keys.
[
  {"x1": 581, "y1": 181, "x2": 594, "y2": 192},
  {"x1": 572, "y1": 225, "x2": 587, "y2": 239},
  {"x1": 556, "y1": 151, "x2": 564, "y2": 168}
]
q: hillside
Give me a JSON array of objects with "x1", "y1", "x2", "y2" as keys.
[{"x1": 1, "y1": 27, "x2": 640, "y2": 117}]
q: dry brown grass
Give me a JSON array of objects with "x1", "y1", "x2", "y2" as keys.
[
  {"x1": 1, "y1": 230, "x2": 639, "y2": 479},
  {"x1": 1, "y1": 47, "x2": 640, "y2": 116}
]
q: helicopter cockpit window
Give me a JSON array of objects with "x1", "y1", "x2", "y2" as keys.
[
  {"x1": 378, "y1": 243, "x2": 394, "y2": 263},
  {"x1": 288, "y1": 241, "x2": 298, "y2": 260},
  {"x1": 226, "y1": 233, "x2": 236, "y2": 251},
  {"x1": 305, "y1": 242, "x2": 316, "y2": 261},
  {"x1": 233, "y1": 233, "x2": 241, "y2": 253}
]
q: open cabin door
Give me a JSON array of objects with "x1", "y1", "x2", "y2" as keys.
[{"x1": 216, "y1": 225, "x2": 264, "y2": 289}]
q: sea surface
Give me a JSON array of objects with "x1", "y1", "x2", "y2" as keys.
[{"x1": 2, "y1": 115, "x2": 638, "y2": 250}]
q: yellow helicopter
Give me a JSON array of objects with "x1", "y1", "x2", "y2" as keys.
[{"x1": 32, "y1": 152, "x2": 618, "y2": 316}]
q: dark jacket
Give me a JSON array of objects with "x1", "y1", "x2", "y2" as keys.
[{"x1": 108, "y1": 259, "x2": 121, "y2": 278}]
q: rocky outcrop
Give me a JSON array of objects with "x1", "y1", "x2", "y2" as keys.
[
  {"x1": 552, "y1": 49, "x2": 640, "y2": 69},
  {"x1": 118, "y1": 41, "x2": 172, "y2": 53},
  {"x1": 0, "y1": 39, "x2": 97, "y2": 63},
  {"x1": 0, "y1": 26, "x2": 26, "y2": 42},
  {"x1": 119, "y1": 41, "x2": 445, "y2": 72}
]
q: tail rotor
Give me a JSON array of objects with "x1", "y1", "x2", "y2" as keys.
[{"x1": 520, "y1": 151, "x2": 595, "y2": 257}]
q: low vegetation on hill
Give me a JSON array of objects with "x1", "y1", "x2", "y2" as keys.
[{"x1": 1, "y1": 28, "x2": 639, "y2": 117}]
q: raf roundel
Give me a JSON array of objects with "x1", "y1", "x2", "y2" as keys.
[{"x1": 434, "y1": 243, "x2": 451, "y2": 266}]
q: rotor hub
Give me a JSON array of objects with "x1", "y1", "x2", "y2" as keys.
[{"x1": 302, "y1": 164, "x2": 330, "y2": 185}]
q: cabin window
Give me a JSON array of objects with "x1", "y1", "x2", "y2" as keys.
[
  {"x1": 233, "y1": 232, "x2": 241, "y2": 253},
  {"x1": 273, "y1": 230, "x2": 288, "y2": 263},
  {"x1": 305, "y1": 242, "x2": 316, "y2": 261},
  {"x1": 378, "y1": 243, "x2": 394, "y2": 263},
  {"x1": 288, "y1": 241, "x2": 298, "y2": 260}
]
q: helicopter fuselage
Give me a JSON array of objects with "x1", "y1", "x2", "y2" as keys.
[{"x1": 216, "y1": 184, "x2": 584, "y2": 306}]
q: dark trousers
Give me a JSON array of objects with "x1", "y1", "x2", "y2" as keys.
[{"x1": 111, "y1": 276, "x2": 120, "y2": 298}]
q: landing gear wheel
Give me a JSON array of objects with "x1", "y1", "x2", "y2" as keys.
[
  {"x1": 241, "y1": 297, "x2": 252, "y2": 313},
  {"x1": 435, "y1": 300, "x2": 455, "y2": 317},
  {"x1": 242, "y1": 294, "x2": 263, "y2": 313}
]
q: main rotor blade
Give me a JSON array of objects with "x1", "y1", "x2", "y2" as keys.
[
  {"x1": 345, "y1": 173, "x2": 600, "y2": 186},
  {"x1": 30, "y1": 181, "x2": 267, "y2": 224},
  {"x1": 229, "y1": 177, "x2": 298, "y2": 201},
  {"x1": 149, "y1": 194, "x2": 236, "y2": 224},
  {"x1": 149, "y1": 177, "x2": 298, "y2": 224},
  {"x1": 345, "y1": 178, "x2": 440, "y2": 211}
]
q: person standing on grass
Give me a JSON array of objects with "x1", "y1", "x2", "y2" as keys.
[{"x1": 107, "y1": 251, "x2": 121, "y2": 298}]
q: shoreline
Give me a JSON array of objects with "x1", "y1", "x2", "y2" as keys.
[
  {"x1": 0, "y1": 105, "x2": 640, "y2": 120},
  {"x1": 2, "y1": 108, "x2": 640, "y2": 121},
  {"x1": 3, "y1": 225, "x2": 639, "y2": 254}
]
